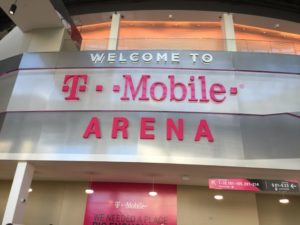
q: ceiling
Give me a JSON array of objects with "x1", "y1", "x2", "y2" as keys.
[
  {"x1": 1, "y1": 160, "x2": 300, "y2": 193},
  {"x1": 73, "y1": 10, "x2": 300, "y2": 35},
  {"x1": 0, "y1": 0, "x2": 300, "y2": 34},
  {"x1": 63, "y1": 0, "x2": 300, "y2": 23}
]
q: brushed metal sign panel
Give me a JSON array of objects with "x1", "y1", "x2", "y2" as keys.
[
  {"x1": 16, "y1": 51, "x2": 300, "y2": 74},
  {"x1": 6, "y1": 68, "x2": 300, "y2": 114},
  {"x1": 19, "y1": 51, "x2": 234, "y2": 70},
  {"x1": 0, "y1": 111, "x2": 299, "y2": 170},
  {"x1": 233, "y1": 52, "x2": 300, "y2": 74},
  {"x1": 0, "y1": 72, "x2": 18, "y2": 113},
  {"x1": 234, "y1": 71, "x2": 300, "y2": 114},
  {"x1": 0, "y1": 113, "x2": 4, "y2": 132},
  {"x1": 241, "y1": 114, "x2": 300, "y2": 159},
  {"x1": 0, "y1": 112, "x2": 244, "y2": 159}
]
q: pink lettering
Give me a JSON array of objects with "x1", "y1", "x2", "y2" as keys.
[
  {"x1": 188, "y1": 76, "x2": 197, "y2": 102},
  {"x1": 111, "y1": 117, "x2": 129, "y2": 139},
  {"x1": 83, "y1": 117, "x2": 101, "y2": 138},
  {"x1": 140, "y1": 117, "x2": 155, "y2": 139},
  {"x1": 210, "y1": 83, "x2": 226, "y2": 102},
  {"x1": 169, "y1": 75, "x2": 187, "y2": 101},
  {"x1": 198, "y1": 76, "x2": 209, "y2": 102},
  {"x1": 150, "y1": 82, "x2": 168, "y2": 101},
  {"x1": 121, "y1": 74, "x2": 150, "y2": 101},
  {"x1": 194, "y1": 120, "x2": 214, "y2": 142},
  {"x1": 166, "y1": 118, "x2": 184, "y2": 140},
  {"x1": 62, "y1": 74, "x2": 88, "y2": 100},
  {"x1": 83, "y1": 117, "x2": 214, "y2": 142}
]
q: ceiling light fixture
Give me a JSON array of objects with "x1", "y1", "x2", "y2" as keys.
[
  {"x1": 181, "y1": 175, "x2": 190, "y2": 181},
  {"x1": 148, "y1": 177, "x2": 158, "y2": 197},
  {"x1": 28, "y1": 188, "x2": 33, "y2": 193},
  {"x1": 85, "y1": 172, "x2": 95, "y2": 194},
  {"x1": 148, "y1": 191, "x2": 158, "y2": 197},
  {"x1": 279, "y1": 198, "x2": 289, "y2": 204},
  {"x1": 214, "y1": 194, "x2": 224, "y2": 200},
  {"x1": 85, "y1": 189, "x2": 94, "y2": 194},
  {"x1": 9, "y1": 0, "x2": 17, "y2": 15}
]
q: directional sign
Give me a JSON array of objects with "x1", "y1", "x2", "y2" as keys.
[
  {"x1": 209, "y1": 179, "x2": 299, "y2": 192},
  {"x1": 264, "y1": 180, "x2": 299, "y2": 192}
]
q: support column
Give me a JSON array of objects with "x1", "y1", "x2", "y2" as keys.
[
  {"x1": 2, "y1": 162, "x2": 34, "y2": 225},
  {"x1": 221, "y1": 13, "x2": 237, "y2": 51},
  {"x1": 108, "y1": 12, "x2": 121, "y2": 50}
]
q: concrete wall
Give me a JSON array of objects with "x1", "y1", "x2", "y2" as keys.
[
  {"x1": 0, "y1": 27, "x2": 65, "y2": 61},
  {"x1": 1, "y1": 181, "x2": 300, "y2": 225}
]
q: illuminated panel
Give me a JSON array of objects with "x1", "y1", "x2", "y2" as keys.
[
  {"x1": 79, "y1": 22, "x2": 111, "y2": 50},
  {"x1": 118, "y1": 21, "x2": 223, "y2": 50},
  {"x1": 235, "y1": 24, "x2": 300, "y2": 55}
]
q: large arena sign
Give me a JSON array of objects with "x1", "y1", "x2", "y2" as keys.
[
  {"x1": 61, "y1": 73, "x2": 239, "y2": 142},
  {"x1": 0, "y1": 50, "x2": 299, "y2": 170}
]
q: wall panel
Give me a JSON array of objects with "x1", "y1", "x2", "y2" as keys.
[
  {"x1": 177, "y1": 186, "x2": 260, "y2": 225},
  {"x1": 256, "y1": 194, "x2": 300, "y2": 225}
]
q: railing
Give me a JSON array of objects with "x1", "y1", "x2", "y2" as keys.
[
  {"x1": 75, "y1": 38, "x2": 300, "y2": 55},
  {"x1": 236, "y1": 39, "x2": 300, "y2": 55}
]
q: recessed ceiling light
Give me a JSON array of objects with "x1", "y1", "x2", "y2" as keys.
[
  {"x1": 214, "y1": 195, "x2": 224, "y2": 200},
  {"x1": 149, "y1": 177, "x2": 158, "y2": 197},
  {"x1": 181, "y1": 175, "x2": 190, "y2": 181},
  {"x1": 274, "y1": 24, "x2": 280, "y2": 29},
  {"x1": 28, "y1": 188, "x2": 33, "y2": 193},
  {"x1": 148, "y1": 191, "x2": 158, "y2": 197},
  {"x1": 279, "y1": 198, "x2": 289, "y2": 204},
  {"x1": 85, "y1": 189, "x2": 94, "y2": 194}
]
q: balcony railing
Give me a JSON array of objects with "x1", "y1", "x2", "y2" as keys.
[{"x1": 76, "y1": 38, "x2": 300, "y2": 55}]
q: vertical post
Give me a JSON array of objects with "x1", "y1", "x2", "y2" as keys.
[
  {"x1": 221, "y1": 13, "x2": 237, "y2": 51},
  {"x1": 108, "y1": 12, "x2": 121, "y2": 50},
  {"x1": 2, "y1": 162, "x2": 34, "y2": 225}
]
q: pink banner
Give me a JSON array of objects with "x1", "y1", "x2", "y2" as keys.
[
  {"x1": 208, "y1": 179, "x2": 261, "y2": 191},
  {"x1": 84, "y1": 182, "x2": 177, "y2": 225}
]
